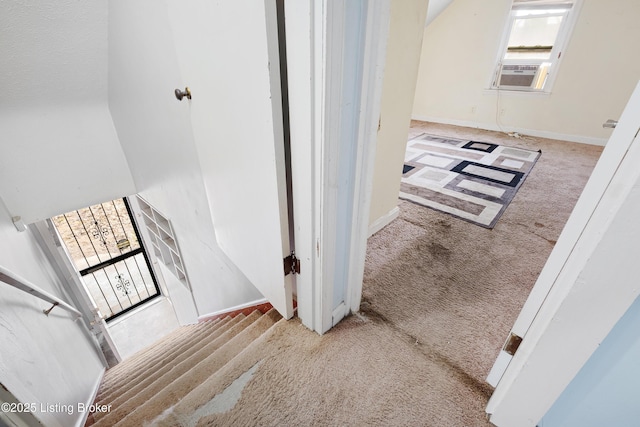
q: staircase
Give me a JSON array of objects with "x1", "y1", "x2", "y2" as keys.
[{"x1": 86, "y1": 308, "x2": 282, "y2": 427}]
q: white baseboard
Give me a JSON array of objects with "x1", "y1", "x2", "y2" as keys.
[
  {"x1": 411, "y1": 115, "x2": 608, "y2": 146},
  {"x1": 76, "y1": 367, "x2": 106, "y2": 427},
  {"x1": 197, "y1": 298, "x2": 268, "y2": 322},
  {"x1": 368, "y1": 206, "x2": 400, "y2": 238}
]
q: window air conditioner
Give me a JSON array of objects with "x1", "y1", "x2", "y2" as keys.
[{"x1": 496, "y1": 64, "x2": 540, "y2": 89}]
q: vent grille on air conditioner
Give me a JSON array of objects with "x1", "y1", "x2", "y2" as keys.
[{"x1": 498, "y1": 64, "x2": 539, "y2": 89}]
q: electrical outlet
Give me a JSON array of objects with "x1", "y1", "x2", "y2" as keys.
[
  {"x1": 470, "y1": 106, "x2": 476, "y2": 114},
  {"x1": 500, "y1": 108, "x2": 506, "y2": 116}
]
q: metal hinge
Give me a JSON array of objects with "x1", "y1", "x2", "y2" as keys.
[
  {"x1": 283, "y1": 252, "x2": 300, "y2": 276},
  {"x1": 503, "y1": 332, "x2": 523, "y2": 356}
]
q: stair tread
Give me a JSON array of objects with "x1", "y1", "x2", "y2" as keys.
[
  {"x1": 104, "y1": 321, "x2": 204, "y2": 374},
  {"x1": 92, "y1": 312, "x2": 257, "y2": 427},
  {"x1": 97, "y1": 318, "x2": 228, "y2": 401},
  {"x1": 94, "y1": 316, "x2": 236, "y2": 410},
  {"x1": 154, "y1": 309, "x2": 284, "y2": 426},
  {"x1": 116, "y1": 309, "x2": 281, "y2": 426},
  {"x1": 103, "y1": 318, "x2": 219, "y2": 381}
]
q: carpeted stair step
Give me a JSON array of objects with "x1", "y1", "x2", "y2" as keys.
[
  {"x1": 97, "y1": 320, "x2": 213, "y2": 395},
  {"x1": 114, "y1": 309, "x2": 282, "y2": 426},
  {"x1": 95, "y1": 318, "x2": 228, "y2": 405},
  {"x1": 92, "y1": 311, "x2": 260, "y2": 427},
  {"x1": 95, "y1": 322, "x2": 218, "y2": 405},
  {"x1": 87, "y1": 322, "x2": 206, "y2": 427},
  {"x1": 104, "y1": 320, "x2": 206, "y2": 375},
  {"x1": 94, "y1": 316, "x2": 244, "y2": 422},
  {"x1": 154, "y1": 310, "x2": 285, "y2": 426},
  {"x1": 92, "y1": 316, "x2": 236, "y2": 417}
]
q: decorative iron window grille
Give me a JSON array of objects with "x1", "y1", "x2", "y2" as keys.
[{"x1": 52, "y1": 198, "x2": 160, "y2": 321}]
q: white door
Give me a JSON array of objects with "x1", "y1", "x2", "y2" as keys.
[
  {"x1": 486, "y1": 81, "x2": 640, "y2": 422},
  {"x1": 165, "y1": 0, "x2": 294, "y2": 319}
]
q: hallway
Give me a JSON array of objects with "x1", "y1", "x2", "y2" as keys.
[{"x1": 85, "y1": 121, "x2": 602, "y2": 426}]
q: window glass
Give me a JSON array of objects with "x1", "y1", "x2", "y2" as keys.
[
  {"x1": 505, "y1": 13, "x2": 565, "y2": 60},
  {"x1": 492, "y1": 1, "x2": 577, "y2": 92}
]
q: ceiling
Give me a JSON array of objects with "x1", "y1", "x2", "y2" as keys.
[{"x1": 0, "y1": 0, "x2": 108, "y2": 109}]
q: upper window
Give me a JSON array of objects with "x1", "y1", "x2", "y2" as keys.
[{"x1": 492, "y1": 0, "x2": 578, "y2": 92}]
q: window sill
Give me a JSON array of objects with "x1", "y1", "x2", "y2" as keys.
[{"x1": 484, "y1": 88, "x2": 552, "y2": 97}]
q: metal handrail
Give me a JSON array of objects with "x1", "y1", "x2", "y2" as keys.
[{"x1": 0, "y1": 265, "x2": 82, "y2": 319}]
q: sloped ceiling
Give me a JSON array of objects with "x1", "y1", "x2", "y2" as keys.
[
  {"x1": 0, "y1": 0, "x2": 108, "y2": 109},
  {"x1": 425, "y1": 0, "x2": 455, "y2": 27},
  {"x1": 0, "y1": 1, "x2": 136, "y2": 224}
]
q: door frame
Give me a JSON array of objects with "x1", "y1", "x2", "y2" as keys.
[
  {"x1": 486, "y1": 81, "x2": 640, "y2": 426},
  {"x1": 285, "y1": 0, "x2": 390, "y2": 334}
]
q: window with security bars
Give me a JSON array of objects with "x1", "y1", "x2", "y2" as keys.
[
  {"x1": 52, "y1": 198, "x2": 160, "y2": 321},
  {"x1": 492, "y1": 0, "x2": 580, "y2": 92}
]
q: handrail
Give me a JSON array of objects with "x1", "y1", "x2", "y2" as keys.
[{"x1": 0, "y1": 265, "x2": 82, "y2": 319}]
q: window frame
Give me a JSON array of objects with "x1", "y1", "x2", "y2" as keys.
[{"x1": 490, "y1": 0, "x2": 582, "y2": 93}]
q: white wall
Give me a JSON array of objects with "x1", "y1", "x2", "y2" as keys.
[
  {"x1": 0, "y1": 105, "x2": 136, "y2": 224},
  {"x1": 412, "y1": 0, "x2": 640, "y2": 145},
  {"x1": 369, "y1": 0, "x2": 430, "y2": 230},
  {"x1": 0, "y1": 199, "x2": 104, "y2": 427},
  {"x1": 0, "y1": 0, "x2": 136, "y2": 224},
  {"x1": 108, "y1": 0, "x2": 263, "y2": 318}
]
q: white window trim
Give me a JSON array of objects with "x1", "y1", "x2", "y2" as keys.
[{"x1": 489, "y1": 0, "x2": 583, "y2": 94}]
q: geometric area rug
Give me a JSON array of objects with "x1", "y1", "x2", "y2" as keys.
[{"x1": 400, "y1": 133, "x2": 541, "y2": 228}]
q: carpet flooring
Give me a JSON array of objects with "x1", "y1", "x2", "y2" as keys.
[
  {"x1": 89, "y1": 122, "x2": 603, "y2": 427},
  {"x1": 363, "y1": 121, "x2": 602, "y2": 393},
  {"x1": 198, "y1": 123, "x2": 600, "y2": 426}
]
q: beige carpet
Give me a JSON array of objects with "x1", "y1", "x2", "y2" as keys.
[
  {"x1": 90, "y1": 122, "x2": 602, "y2": 427},
  {"x1": 362, "y1": 121, "x2": 602, "y2": 389},
  {"x1": 193, "y1": 123, "x2": 600, "y2": 426}
]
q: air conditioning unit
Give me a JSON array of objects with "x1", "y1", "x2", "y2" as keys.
[{"x1": 496, "y1": 64, "x2": 540, "y2": 90}]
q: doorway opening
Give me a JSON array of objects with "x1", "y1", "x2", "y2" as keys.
[{"x1": 51, "y1": 198, "x2": 160, "y2": 321}]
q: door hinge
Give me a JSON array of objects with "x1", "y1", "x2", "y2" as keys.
[
  {"x1": 503, "y1": 332, "x2": 523, "y2": 356},
  {"x1": 283, "y1": 252, "x2": 300, "y2": 276}
]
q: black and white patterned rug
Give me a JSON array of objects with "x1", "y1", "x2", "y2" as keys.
[{"x1": 400, "y1": 133, "x2": 541, "y2": 228}]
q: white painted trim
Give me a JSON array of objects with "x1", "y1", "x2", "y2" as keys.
[
  {"x1": 284, "y1": 0, "x2": 322, "y2": 334},
  {"x1": 284, "y1": 0, "x2": 332, "y2": 335},
  {"x1": 332, "y1": 302, "x2": 347, "y2": 327},
  {"x1": 486, "y1": 350, "x2": 512, "y2": 387},
  {"x1": 486, "y1": 81, "x2": 640, "y2": 426},
  {"x1": 286, "y1": 0, "x2": 390, "y2": 334},
  {"x1": 368, "y1": 206, "x2": 399, "y2": 237},
  {"x1": 196, "y1": 298, "x2": 268, "y2": 322},
  {"x1": 411, "y1": 114, "x2": 608, "y2": 146},
  {"x1": 318, "y1": 0, "x2": 347, "y2": 334},
  {"x1": 345, "y1": 0, "x2": 390, "y2": 318},
  {"x1": 76, "y1": 367, "x2": 106, "y2": 427}
]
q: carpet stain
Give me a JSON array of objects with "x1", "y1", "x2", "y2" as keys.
[
  {"x1": 359, "y1": 299, "x2": 493, "y2": 400},
  {"x1": 428, "y1": 242, "x2": 451, "y2": 260},
  {"x1": 436, "y1": 219, "x2": 452, "y2": 229},
  {"x1": 185, "y1": 362, "x2": 262, "y2": 427}
]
